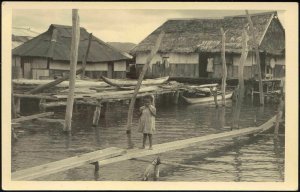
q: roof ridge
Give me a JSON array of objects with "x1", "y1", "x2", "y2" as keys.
[
  {"x1": 224, "y1": 11, "x2": 277, "y2": 18},
  {"x1": 167, "y1": 18, "x2": 223, "y2": 21}
]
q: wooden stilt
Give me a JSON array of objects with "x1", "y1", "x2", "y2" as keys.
[
  {"x1": 220, "y1": 28, "x2": 227, "y2": 106},
  {"x1": 15, "y1": 97, "x2": 21, "y2": 114},
  {"x1": 92, "y1": 104, "x2": 101, "y2": 127},
  {"x1": 12, "y1": 94, "x2": 17, "y2": 119},
  {"x1": 172, "y1": 91, "x2": 180, "y2": 104},
  {"x1": 91, "y1": 161, "x2": 100, "y2": 172},
  {"x1": 39, "y1": 98, "x2": 46, "y2": 112},
  {"x1": 64, "y1": 9, "x2": 80, "y2": 133},
  {"x1": 210, "y1": 87, "x2": 218, "y2": 108}
]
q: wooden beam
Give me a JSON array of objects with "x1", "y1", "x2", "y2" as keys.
[
  {"x1": 40, "y1": 101, "x2": 68, "y2": 108},
  {"x1": 220, "y1": 28, "x2": 227, "y2": 106},
  {"x1": 13, "y1": 94, "x2": 59, "y2": 100},
  {"x1": 64, "y1": 9, "x2": 80, "y2": 132},
  {"x1": 81, "y1": 33, "x2": 93, "y2": 79},
  {"x1": 11, "y1": 147, "x2": 126, "y2": 180},
  {"x1": 246, "y1": 10, "x2": 264, "y2": 105},
  {"x1": 98, "y1": 116, "x2": 276, "y2": 166},
  {"x1": 12, "y1": 112, "x2": 54, "y2": 123}
]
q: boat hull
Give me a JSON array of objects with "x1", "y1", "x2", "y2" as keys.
[
  {"x1": 182, "y1": 92, "x2": 233, "y2": 104},
  {"x1": 102, "y1": 76, "x2": 169, "y2": 86}
]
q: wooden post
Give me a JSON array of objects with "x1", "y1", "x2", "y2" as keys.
[
  {"x1": 220, "y1": 28, "x2": 227, "y2": 106},
  {"x1": 246, "y1": 10, "x2": 264, "y2": 105},
  {"x1": 39, "y1": 99, "x2": 46, "y2": 112},
  {"x1": 92, "y1": 104, "x2": 101, "y2": 127},
  {"x1": 274, "y1": 90, "x2": 284, "y2": 136},
  {"x1": 172, "y1": 91, "x2": 180, "y2": 104},
  {"x1": 210, "y1": 87, "x2": 218, "y2": 108},
  {"x1": 126, "y1": 31, "x2": 165, "y2": 133},
  {"x1": 64, "y1": 9, "x2": 80, "y2": 132},
  {"x1": 81, "y1": 33, "x2": 93, "y2": 79},
  {"x1": 14, "y1": 97, "x2": 21, "y2": 114},
  {"x1": 233, "y1": 29, "x2": 249, "y2": 129}
]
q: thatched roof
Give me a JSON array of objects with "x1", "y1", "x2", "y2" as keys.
[
  {"x1": 131, "y1": 11, "x2": 284, "y2": 55},
  {"x1": 13, "y1": 24, "x2": 130, "y2": 62}
]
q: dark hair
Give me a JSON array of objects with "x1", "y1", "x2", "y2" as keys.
[{"x1": 144, "y1": 95, "x2": 153, "y2": 102}]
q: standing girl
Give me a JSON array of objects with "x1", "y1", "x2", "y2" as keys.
[{"x1": 138, "y1": 95, "x2": 156, "y2": 150}]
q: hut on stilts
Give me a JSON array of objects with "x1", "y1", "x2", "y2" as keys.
[{"x1": 130, "y1": 11, "x2": 285, "y2": 80}]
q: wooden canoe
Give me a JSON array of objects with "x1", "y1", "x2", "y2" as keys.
[
  {"x1": 182, "y1": 92, "x2": 233, "y2": 104},
  {"x1": 101, "y1": 76, "x2": 169, "y2": 87},
  {"x1": 13, "y1": 78, "x2": 108, "y2": 88}
]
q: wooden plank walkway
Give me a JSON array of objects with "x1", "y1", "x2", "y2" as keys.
[
  {"x1": 98, "y1": 116, "x2": 276, "y2": 166},
  {"x1": 12, "y1": 147, "x2": 126, "y2": 180},
  {"x1": 11, "y1": 116, "x2": 276, "y2": 180}
]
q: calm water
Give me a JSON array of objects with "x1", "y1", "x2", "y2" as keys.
[{"x1": 12, "y1": 96, "x2": 284, "y2": 181}]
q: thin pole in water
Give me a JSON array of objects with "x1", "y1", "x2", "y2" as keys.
[
  {"x1": 64, "y1": 9, "x2": 80, "y2": 133},
  {"x1": 246, "y1": 10, "x2": 264, "y2": 106}
]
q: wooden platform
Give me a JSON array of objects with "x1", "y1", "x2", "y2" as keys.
[{"x1": 12, "y1": 147, "x2": 126, "y2": 180}]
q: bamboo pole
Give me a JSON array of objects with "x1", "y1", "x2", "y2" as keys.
[
  {"x1": 81, "y1": 33, "x2": 93, "y2": 79},
  {"x1": 220, "y1": 28, "x2": 227, "y2": 106},
  {"x1": 246, "y1": 10, "x2": 264, "y2": 105},
  {"x1": 126, "y1": 31, "x2": 165, "y2": 133},
  {"x1": 64, "y1": 9, "x2": 80, "y2": 132},
  {"x1": 232, "y1": 29, "x2": 249, "y2": 129}
]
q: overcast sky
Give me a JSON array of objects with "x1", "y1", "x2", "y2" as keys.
[{"x1": 12, "y1": 9, "x2": 285, "y2": 44}]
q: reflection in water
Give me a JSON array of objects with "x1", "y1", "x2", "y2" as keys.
[
  {"x1": 233, "y1": 138, "x2": 242, "y2": 182},
  {"x1": 126, "y1": 132, "x2": 134, "y2": 149},
  {"x1": 273, "y1": 137, "x2": 284, "y2": 181},
  {"x1": 64, "y1": 133, "x2": 72, "y2": 149},
  {"x1": 94, "y1": 126, "x2": 101, "y2": 146},
  {"x1": 12, "y1": 97, "x2": 283, "y2": 181}
]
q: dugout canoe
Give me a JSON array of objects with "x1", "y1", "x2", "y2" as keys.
[
  {"x1": 101, "y1": 76, "x2": 169, "y2": 87},
  {"x1": 182, "y1": 92, "x2": 233, "y2": 104}
]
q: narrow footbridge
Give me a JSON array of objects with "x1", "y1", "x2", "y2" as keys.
[{"x1": 12, "y1": 115, "x2": 276, "y2": 180}]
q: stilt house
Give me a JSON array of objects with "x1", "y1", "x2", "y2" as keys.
[
  {"x1": 12, "y1": 27, "x2": 39, "y2": 49},
  {"x1": 12, "y1": 24, "x2": 131, "y2": 79},
  {"x1": 130, "y1": 11, "x2": 285, "y2": 79}
]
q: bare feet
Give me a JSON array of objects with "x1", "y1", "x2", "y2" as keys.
[
  {"x1": 139, "y1": 146, "x2": 145, "y2": 149},
  {"x1": 149, "y1": 146, "x2": 153, "y2": 150}
]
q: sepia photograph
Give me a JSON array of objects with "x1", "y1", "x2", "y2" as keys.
[{"x1": 1, "y1": 2, "x2": 298, "y2": 191}]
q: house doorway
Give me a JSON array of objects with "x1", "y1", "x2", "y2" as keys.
[
  {"x1": 260, "y1": 52, "x2": 266, "y2": 79},
  {"x1": 199, "y1": 52, "x2": 209, "y2": 78},
  {"x1": 107, "y1": 62, "x2": 114, "y2": 78}
]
